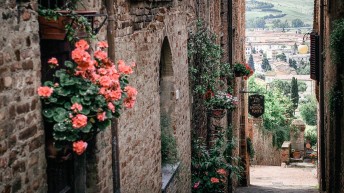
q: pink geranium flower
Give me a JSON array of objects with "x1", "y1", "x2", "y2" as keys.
[
  {"x1": 48, "y1": 57, "x2": 58, "y2": 66},
  {"x1": 210, "y1": 177, "x2": 219, "y2": 183},
  {"x1": 75, "y1": 39, "x2": 89, "y2": 50},
  {"x1": 37, "y1": 86, "x2": 53, "y2": 97},
  {"x1": 97, "y1": 112, "x2": 106, "y2": 121},
  {"x1": 73, "y1": 140, "x2": 88, "y2": 155},
  {"x1": 217, "y1": 168, "x2": 226, "y2": 175},
  {"x1": 72, "y1": 114, "x2": 88, "y2": 129},
  {"x1": 71, "y1": 103, "x2": 83, "y2": 112},
  {"x1": 97, "y1": 41, "x2": 108, "y2": 48},
  {"x1": 108, "y1": 102, "x2": 115, "y2": 113}
]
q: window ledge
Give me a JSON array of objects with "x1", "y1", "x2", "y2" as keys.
[{"x1": 161, "y1": 162, "x2": 180, "y2": 192}]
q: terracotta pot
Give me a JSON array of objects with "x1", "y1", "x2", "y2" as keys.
[
  {"x1": 210, "y1": 109, "x2": 226, "y2": 119},
  {"x1": 38, "y1": 11, "x2": 97, "y2": 40},
  {"x1": 292, "y1": 151, "x2": 301, "y2": 159}
]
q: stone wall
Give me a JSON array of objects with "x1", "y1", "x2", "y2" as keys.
[
  {"x1": 314, "y1": 0, "x2": 344, "y2": 192},
  {"x1": 249, "y1": 118, "x2": 281, "y2": 166},
  {"x1": 113, "y1": 1, "x2": 191, "y2": 192},
  {"x1": 0, "y1": 0, "x2": 247, "y2": 192},
  {"x1": 0, "y1": 1, "x2": 47, "y2": 193}
]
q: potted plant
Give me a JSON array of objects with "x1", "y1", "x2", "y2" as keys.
[
  {"x1": 233, "y1": 63, "x2": 253, "y2": 78},
  {"x1": 205, "y1": 91, "x2": 237, "y2": 118},
  {"x1": 38, "y1": 39, "x2": 137, "y2": 157},
  {"x1": 38, "y1": 1, "x2": 106, "y2": 42}
]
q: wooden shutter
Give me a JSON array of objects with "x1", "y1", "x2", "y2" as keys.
[{"x1": 310, "y1": 32, "x2": 319, "y2": 81}]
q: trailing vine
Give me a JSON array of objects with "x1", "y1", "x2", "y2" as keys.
[
  {"x1": 188, "y1": 20, "x2": 233, "y2": 95},
  {"x1": 330, "y1": 19, "x2": 344, "y2": 65},
  {"x1": 328, "y1": 83, "x2": 343, "y2": 118}
]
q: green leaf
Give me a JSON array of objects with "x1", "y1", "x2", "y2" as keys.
[
  {"x1": 53, "y1": 131, "x2": 67, "y2": 141},
  {"x1": 60, "y1": 75, "x2": 76, "y2": 86},
  {"x1": 64, "y1": 61, "x2": 75, "y2": 69},
  {"x1": 98, "y1": 119, "x2": 110, "y2": 131},
  {"x1": 80, "y1": 106, "x2": 90, "y2": 115},
  {"x1": 66, "y1": 133, "x2": 79, "y2": 142},
  {"x1": 64, "y1": 102, "x2": 72, "y2": 109},
  {"x1": 81, "y1": 98, "x2": 91, "y2": 106},
  {"x1": 43, "y1": 81, "x2": 54, "y2": 87},
  {"x1": 53, "y1": 122, "x2": 67, "y2": 132},
  {"x1": 55, "y1": 69, "x2": 67, "y2": 78},
  {"x1": 71, "y1": 96, "x2": 81, "y2": 104},
  {"x1": 81, "y1": 123, "x2": 92, "y2": 133},
  {"x1": 48, "y1": 97, "x2": 58, "y2": 103},
  {"x1": 55, "y1": 87, "x2": 72, "y2": 97},
  {"x1": 53, "y1": 107, "x2": 68, "y2": 122},
  {"x1": 42, "y1": 108, "x2": 54, "y2": 118},
  {"x1": 95, "y1": 95, "x2": 106, "y2": 105}
]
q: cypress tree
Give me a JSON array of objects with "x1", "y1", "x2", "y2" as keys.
[
  {"x1": 261, "y1": 57, "x2": 271, "y2": 72},
  {"x1": 291, "y1": 77, "x2": 299, "y2": 113},
  {"x1": 248, "y1": 54, "x2": 255, "y2": 71}
]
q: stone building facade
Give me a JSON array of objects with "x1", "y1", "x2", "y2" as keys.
[
  {"x1": 0, "y1": 0, "x2": 246, "y2": 193},
  {"x1": 314, "y1": 0, "x2": 344, "y2": 192}
]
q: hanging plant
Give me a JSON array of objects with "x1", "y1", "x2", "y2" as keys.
[
  {"x1": 38, "y1": 40, "x2": 138, "y2": 156},
  {"x1": 188, "y1": 20, "x2": 233, "y2": 95}
]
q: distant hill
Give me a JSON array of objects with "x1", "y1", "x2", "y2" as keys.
[{"x1": 246, "y1": 0, "x2": 314, "y2": 28}]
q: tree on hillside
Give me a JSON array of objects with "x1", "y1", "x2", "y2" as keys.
[
  {"x1": 291, "y1": 77, "x2": 299, "y2": 113},
  {"x1": 300, "y1": 95, "x2": 317, "y2": 125},
  {"x1": 270, "y1": 80, "x2": 308, "y2": 96},
  {"x1": 248, "y1": 54, "x2": 255, "y2": 71},
  {"x1": 291, "y1": 19, "x2": 305, "y2": 28},
  {"x1": 276, "y1": 53, "x2": 287, "y2": 62},
  {"x1": 261, "y1": 57, "x2": 271, "y2": 72},
  {"x1": 289, "y1": 59, "x2": 297, "y2": 69}
]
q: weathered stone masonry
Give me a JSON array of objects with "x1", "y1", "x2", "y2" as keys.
[
  {"x1": 0, "y1": 0, "x2": 247, "y2": 192},
  {"x1": 0, "y1": 1, "x2": 47, "y2": 193}
]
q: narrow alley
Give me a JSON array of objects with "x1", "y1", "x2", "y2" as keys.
[{"x1": 235, "y1": 166, "x2": 318, "y2": 193}]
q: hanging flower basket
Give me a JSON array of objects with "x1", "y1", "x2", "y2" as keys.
[
  {"x1": 38, "y1": 11, "x2": 107, "y2": 41},
  {"x1": 210, "y1": 109, "x2": 226, "y2": 119}
]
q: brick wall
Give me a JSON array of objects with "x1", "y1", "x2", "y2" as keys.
[
  {"x1": 0, "y1": 1, "x2": 47, "y2": 192},
  {"x1": 248, "y1": 118, "x2": 281, "y2": 166}
]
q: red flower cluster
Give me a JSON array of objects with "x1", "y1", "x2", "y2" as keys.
[{"x1": 244, "y1": 63, "x2": 254, "y2": 80}]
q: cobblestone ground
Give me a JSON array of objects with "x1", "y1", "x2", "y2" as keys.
[{"x1": 235, "y1": 166, "x2": 318, "y2": 193}]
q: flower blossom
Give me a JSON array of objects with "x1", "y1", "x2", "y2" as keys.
[
  {"x1": 108, "y1": 102, "x2": 115, "y2": 113},
  {"x1": 48, "y1": 57, "x2": 58, "y2": 66},
  {"x1": 125, "y1": 86, "x2": 138, "y2": 99},
  {"x1": 72, "y1": 114, "x2": 88, "y2": 129},
  {"x1": 97, "y1": 41, "x2": 108, "y2": 48},
  {"x1": 124, "y1": 98, "x2": 136, "y2": 109},
  {"x1": 193, "y1": 181, "x2": 200, "y2": 189},
  {"x1": 72, "y1": 48, "x2": 92, "y2": 71},
  {"x1": 71, "y1": 103, "x2": 83, "y2": 112},
  {"x1": 118, "y1": 60, "x2": 134, "y2": 75},
  {"x1": 210, "y1": 177, "x2": 220, "y2": 184},
  {"x1": 37, "y1": 86, "x2": 53, "y2": 97},
  {"x1": 97, "y1": 112, "x2": 106, "y2": 121},
  {"x1": 94, "y1": 50, "x2": 108, "y2": 61},
  {"x1": 99, "y1": 76, "x2": 113, "y2": 88},
  {"x1": 217, "y1": 169, "x2": 226, "y2": 175},
  {"x1": 75, "y1": 39, "x2": 89, "y2": 50},
  {"x1": 73, "y1": 140, "x2": 88, "y2": 155}
]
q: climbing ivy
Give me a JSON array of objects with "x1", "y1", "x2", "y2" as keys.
[
  {"x1": 330, "y1": 19, "x2": 344, "y2": 65},
  {"x1": 188, "y1": 20, "x2": 233, "y2": 95}
]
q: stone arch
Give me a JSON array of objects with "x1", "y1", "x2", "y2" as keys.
[{"x1": 159, "y1": 37, "x2": 177, "y2": 165}]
